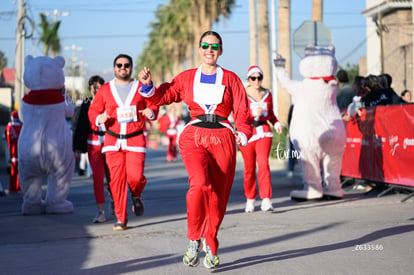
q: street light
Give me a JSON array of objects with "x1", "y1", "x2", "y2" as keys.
[
  {"x1": 41, "y1": 9, "x2": 70, "y2": 22},
  {"x1": 64, "y1": 44, "x2": 83, "y2": 100}
]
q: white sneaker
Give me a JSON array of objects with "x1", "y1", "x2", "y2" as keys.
[
  {"x1": 183, "y1": 240, "x2": 202, "y2": 267},
  {"x1": 261, "y1": 198, "x2": 273, "y2": 211},
  {"x1": 245, "y1": 199, "x2": 255, "y2": 213},
  {"x1": 203, "y1": 239, "x2": 220, "y2": 269},
  {"x1": 286, "y1": 171, "x2": 293, "y2": 178},
  {"x1": 92, "y1": 211, "x2": 106, "y2": 223}
]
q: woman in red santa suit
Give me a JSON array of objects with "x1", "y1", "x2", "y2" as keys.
[
  {"x1": 89, "y1": 54, "x2": 158, "y2": 231},
  {"x1": 239, "y1": 66, "x2": 283, "y2": 213},
  {"x1": 138, "y1": 31, "x2": 252, "y2": 269}
]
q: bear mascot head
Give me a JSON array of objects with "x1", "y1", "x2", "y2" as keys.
[
  {"x1": 274, "y1": 46, "x2": 346, "y2": 201},
  {"x1": 18, "y1": 55, "x2": 75, "y2": 215}
]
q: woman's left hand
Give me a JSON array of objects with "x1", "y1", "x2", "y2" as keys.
[{"x1": 275, "y1": 123, "x2": 283, "y2": 134}]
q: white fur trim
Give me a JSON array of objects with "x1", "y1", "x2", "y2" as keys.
[
  {"x1": 247, "y1": 66, "x2": 263, "y2": 78},
  {"x1": 238, "y1": 131, "x2": 248, "y2": 146}
]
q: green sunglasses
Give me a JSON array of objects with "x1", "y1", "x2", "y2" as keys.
[{"x1": 200, "y1": 42, "x2": 220, "y2": 51}]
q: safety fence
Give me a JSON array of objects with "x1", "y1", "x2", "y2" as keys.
[{"x1": 341, "y1": 104, "x2": 414, "y2": 191}]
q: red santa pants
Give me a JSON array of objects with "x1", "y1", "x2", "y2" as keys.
[
  {"x1": 9, "y1": 157, "x2": 20, "y2": 192},
  {"x1": 88, "y1": 144, "x2": 110, "y2": 204},
  {"x1": 167, "y1": 133, "x2": 178, "y2": 160},
  {"x1": 179, "y1": 125, "x2": 236, "y2": 256},
  {"x1": 239, "y1": 137, "x2": 273, "y2": 200},
  {"x1": 105, "y1": 150, "x2": 147, "y2": 224}
]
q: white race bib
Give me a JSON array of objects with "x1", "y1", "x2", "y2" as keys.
[
  {"x1": 117, "y1": 106, "x2": 137, "y2": 123},
  {"x1": 193, "y1": 83, "x2": 225, "y2": 105},
  {"x1": 250, "y1": 102, "x2": 268, "y2": 117}
]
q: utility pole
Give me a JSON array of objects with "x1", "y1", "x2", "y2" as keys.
[
  {"x1": 14, "y1": 0, "x2": 25, "y2": 110},
  {"x1": 65, "y1": 44, "x2": 82, "y2": 100},
  {"x1": 277, "y1": 0, "x2": 291, "y2": 124},
  {"x1": 378, "y1": 13, "x2": 385, "y2": 74},
  {"x1": 271, "y1": 0, "x2": 278, "y2": 115},
  {"x1": 312, "y1": 0, "x2": 323, "y2": 21}
]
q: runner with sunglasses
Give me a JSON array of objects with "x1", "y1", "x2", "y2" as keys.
[
  {"x1": 240, "y1": 66, "x2": 283, "y2": 213},
  {"x1": 89, "y1": 54, "x2": 159, "y2": 231},
  {"x1": 138, "y1": 31, "x2": 252, "y2": 269}
]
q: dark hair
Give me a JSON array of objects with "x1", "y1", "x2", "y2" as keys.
[
  {"x1": 379, "y1": 73, "x2": 392, "y2": 88},
  {"x1": 113, "y1": 54, "x2": 133, "y2": 68},
  {"x1": 88, "y1": 75, "x2": 105, "y2": 86},
  {"x1": 199, "y1": 31, "x2": 223, "y2": 48},
  {"x1": 401, "y1": 89, "x2": 411, "y2": 97},
  {"x1": 336, "y1": 69, "x2": 349, "y2": 83},
  {"x1": 362, "y1": 74, "x2": 381, "y2": 90}
]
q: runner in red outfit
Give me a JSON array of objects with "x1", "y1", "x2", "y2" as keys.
[
  {"x1": 239, "y1": 66, "x2": 283, "y2": 213},
  {"x1": 89, "y1": 54, "x2": 158, "y2": 231},
  {"x1": 5, "y1": 111, "x2": 22, "y2": 193},
  {"x1": 138, "y1": 31, "x2": 252, "y2": 269}
]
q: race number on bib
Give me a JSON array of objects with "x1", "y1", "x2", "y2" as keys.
[
  {"x1": 250, "y1": 102, "x2": 268, "y2": 117},
  {"x1": 117, "y1": 106, "x2": 138, "y2": 123}
]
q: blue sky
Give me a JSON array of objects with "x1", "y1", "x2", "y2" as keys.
[{"x1": 0, "y1": 0, "x2": 367, "y2": 82}]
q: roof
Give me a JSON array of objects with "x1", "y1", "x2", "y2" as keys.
[
  {"x1": 2, "y1": 68, "x2": 15, "y2": 82},
  {"x1": 362, "y1": 0, "x2": 412, "y2": 18}
]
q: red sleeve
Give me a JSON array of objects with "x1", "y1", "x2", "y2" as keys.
[
  {"x1": 88, "y1": 84, "x2": 108, "y2": 126},
  {"x1": 228, "y1": 72, "x2": 252, "y2": 140},
  {"x1": 266, "y1": 92, "x2": 279, "y2": 125}
]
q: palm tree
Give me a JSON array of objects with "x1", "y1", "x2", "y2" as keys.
[
  {"x1": 312, "y1": 0, "x2": 323, "y2": 21},
  {"x1": 278, "y1": 0, "x2": 292, "y2": 124},
  {"x1": 249, "y1": 0, "x2": 258, "y2": 66},
  {"x1": 137, "y1": 0, "x2": 235, "y2": 82},
  {"x1": 257, "y1": 0, "x2": 271, "y2": 89},
  {"x1": 39, "y1": 13, "x2": 61, "y2": 56}
]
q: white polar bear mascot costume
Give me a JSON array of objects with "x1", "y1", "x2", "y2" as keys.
[
  {"x1": 18, "y1": 55, "x2": 75, "y2": 214},
  {"x1": 274, "y1": 46, "x2": 346, "y2": 201}
]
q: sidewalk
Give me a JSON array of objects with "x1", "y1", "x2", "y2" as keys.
[{"x1": 0, "y1": 147, "x2": 413, "y2": 275}]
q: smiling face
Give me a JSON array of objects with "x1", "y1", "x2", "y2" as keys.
[
  {"x1": 113, "y1": 57, "x2": 132, "y2": 81},
  {"x1": 199, "y1": 34, "x2": 222, "y2": 67}
]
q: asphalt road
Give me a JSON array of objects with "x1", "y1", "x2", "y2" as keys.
[{"x1": 0, "y1": 146, "x2": 413, "y2": 275}]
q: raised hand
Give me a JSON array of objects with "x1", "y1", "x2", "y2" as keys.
[
  {"x1": 138, "y1": 67, "x2": 152, "y2": 86},
  {"x1": 273, "y1": 54, "x2": 286, "y2": 69}
]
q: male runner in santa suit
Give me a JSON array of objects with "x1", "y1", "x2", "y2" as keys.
[{"x1": 88, "y1": 54, "x2": 158, "y2": 231}]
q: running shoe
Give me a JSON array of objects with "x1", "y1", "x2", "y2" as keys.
[
  {"x1": 245, "y1": 199, "x2": 255, "y2": 213},
  {"x1": 203, "y1": 240, "x2": 220, "y2": 269},
  {"x1": 131, "y1": 196, "x2": 145, "y2": 216},
  {"x1": 183, "y1": 240, "x2": 202, "y2": 267},
  {"x1": 260, "y1": 198, "x2": 274, "y2": 211},
  {"x1": 92, "y1": 211, "x2": 106, "y2": 223},
  {"x1": 112, "y1": 220, "x2": 127, "y2": 231}
]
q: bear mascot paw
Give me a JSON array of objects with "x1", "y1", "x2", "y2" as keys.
[
  {"x1": 274, "y1": 46, "x2": 346, "y2": 201},
  {"x1": 18, "y1": 55, "x2": 75, "y2": 215}
]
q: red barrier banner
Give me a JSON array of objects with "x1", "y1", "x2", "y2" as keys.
[{"x1": 341, "y1": 104, "x2": 414, "y2": 187}]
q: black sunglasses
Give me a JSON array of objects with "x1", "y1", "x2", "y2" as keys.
[
  {"x1": 249, "y1": 76, "x2": 263, "y2": 81},
  {"x1": 116, "y1": 63, "x2": 131, "y2": 69}
]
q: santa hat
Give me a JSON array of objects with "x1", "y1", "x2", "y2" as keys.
[
  {"x1": 11, "y1": 110, "x2": 19, "y2": 121},
  {"x1": 247, "y1": 66, "x2": 263, "y2": 78}
]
